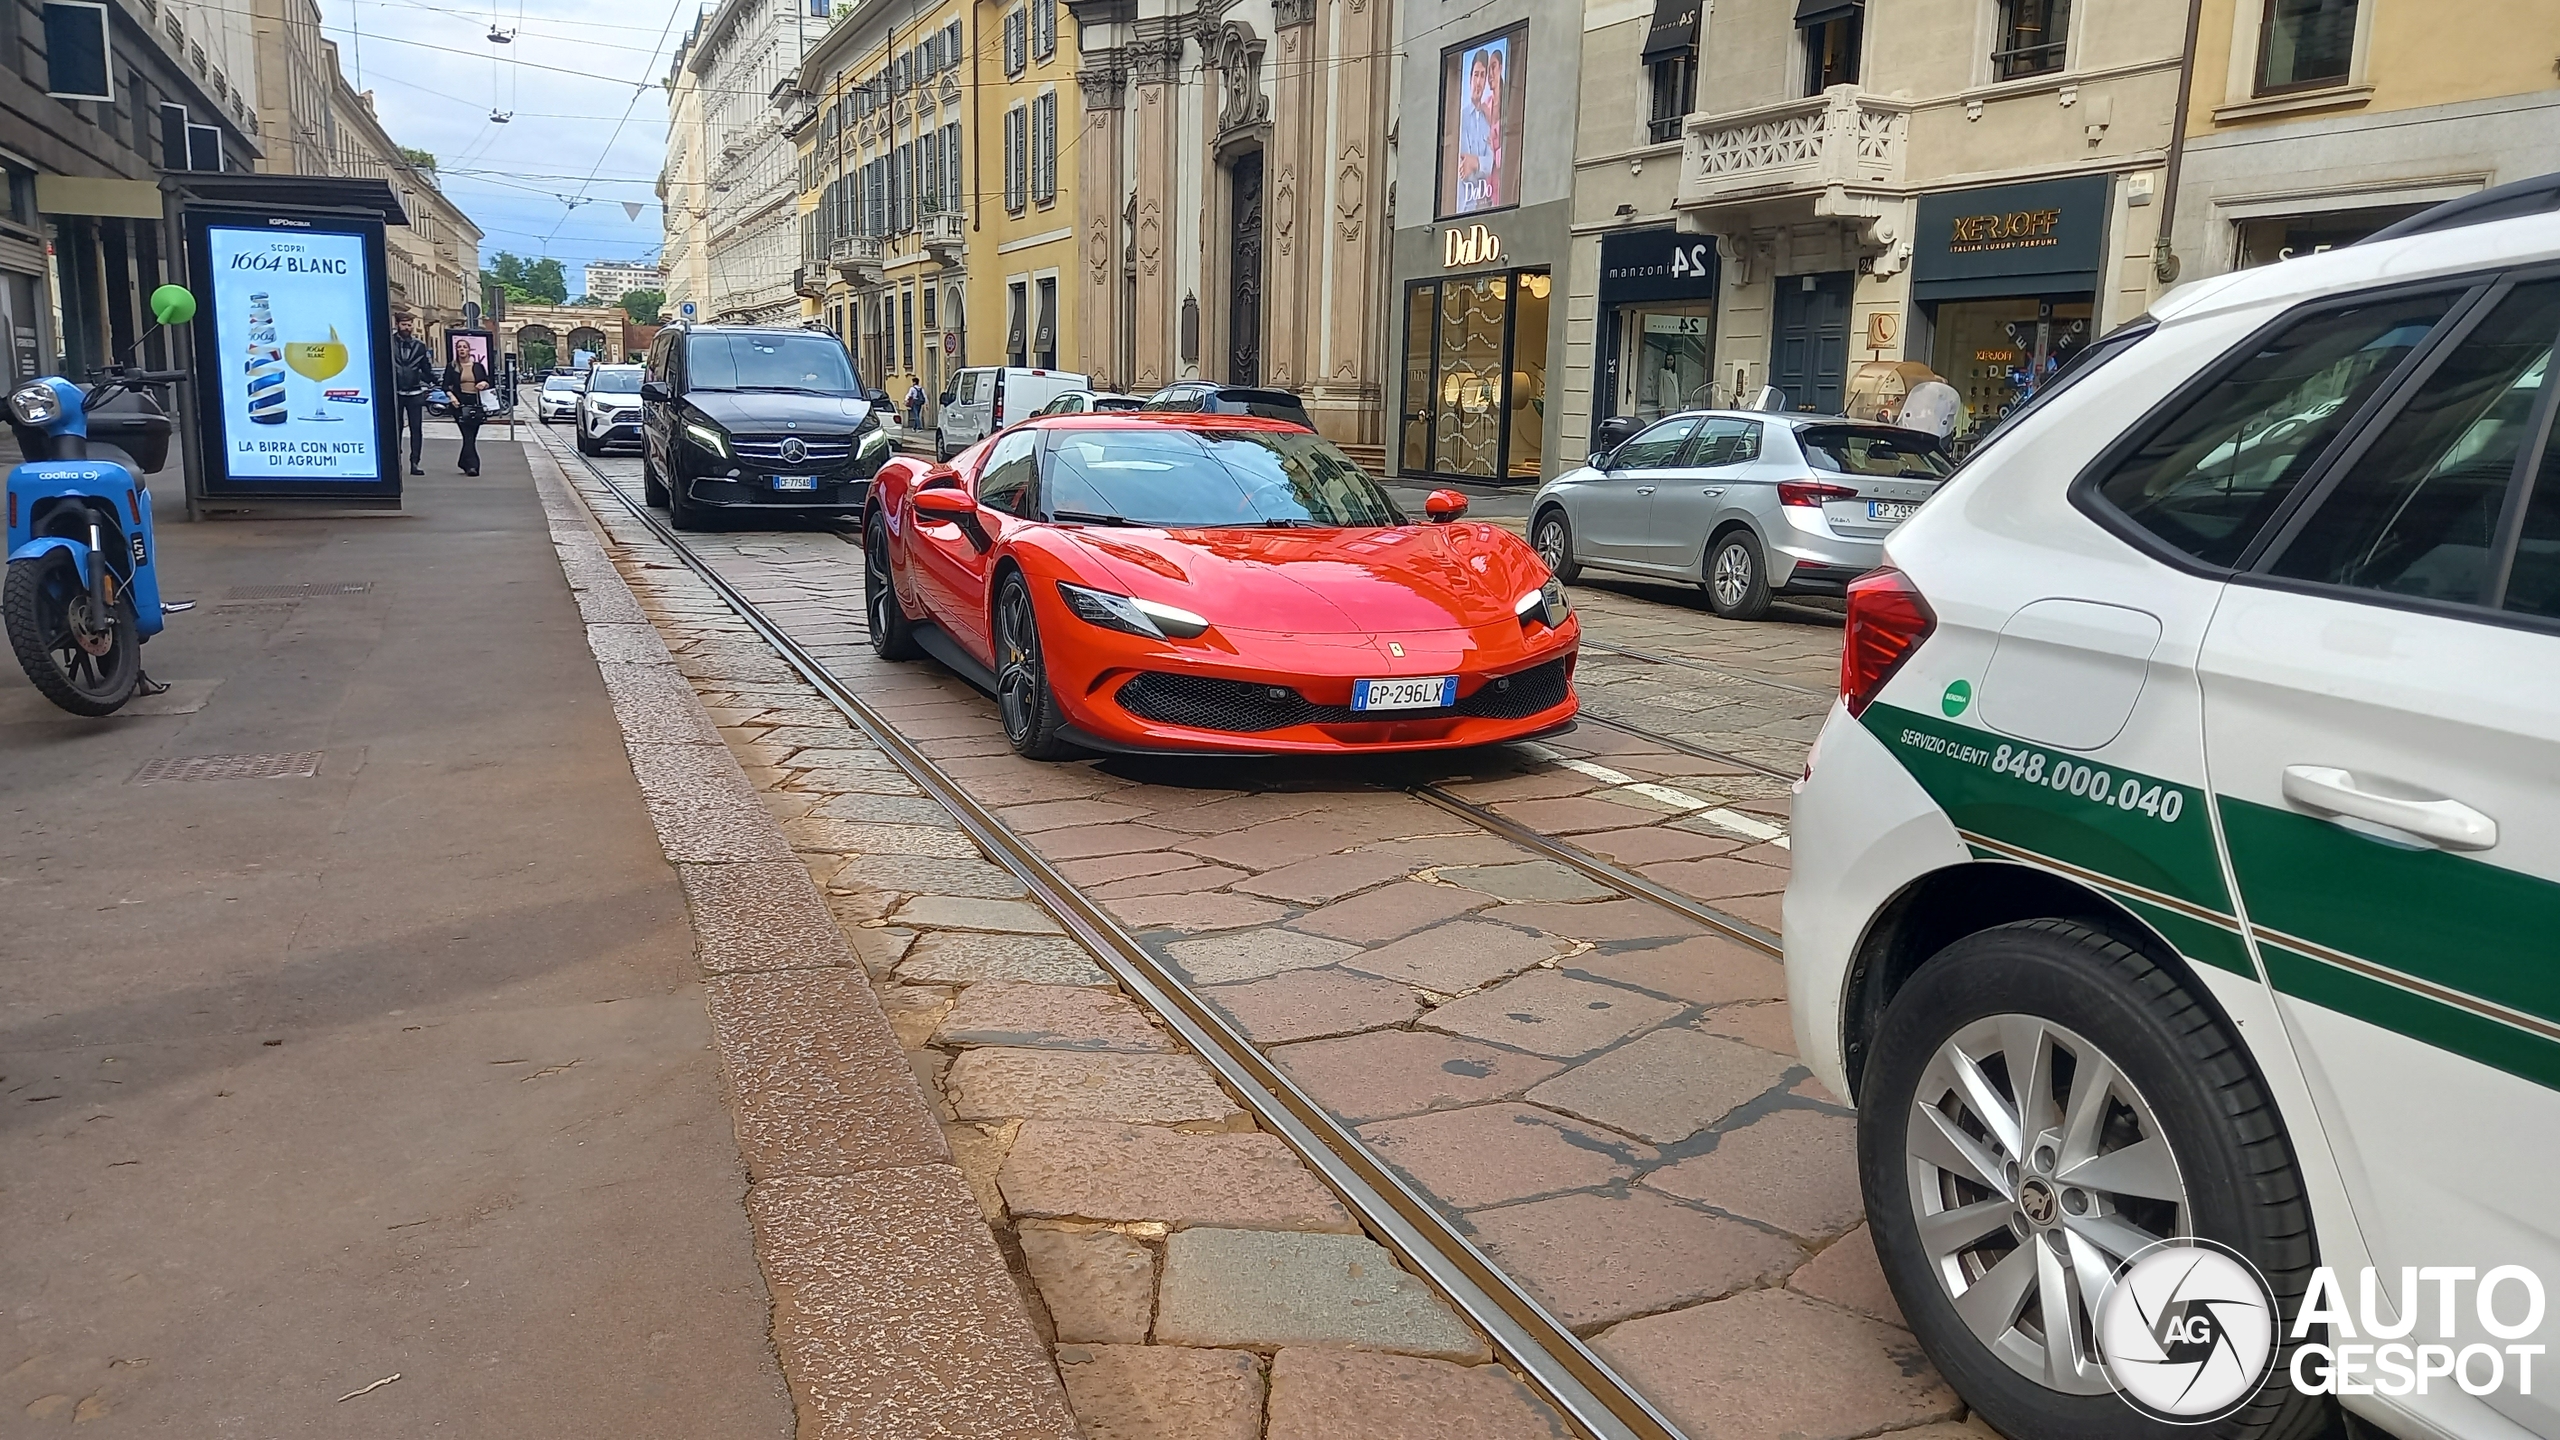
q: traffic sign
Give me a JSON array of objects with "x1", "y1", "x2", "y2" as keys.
[{"x1": 679, "y1": 301, "x2": 697, "y2": 319}]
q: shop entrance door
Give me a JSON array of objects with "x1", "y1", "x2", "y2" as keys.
[
  {"x1": 1228, "y1": 151, "x2": 1264, "y2": 385},
  {"x1": 1770, "y1": 271, "x2": 1852, "y2": 414}
]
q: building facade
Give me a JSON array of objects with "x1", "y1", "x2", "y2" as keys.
[
  {"x1": 1068, "y1": 0, "x2": 1394, "y2": 447},
  {"x1": 584, "y1": 259, "x2": 665, "y2": 304},
  {"x1": 792, "y1": 0, "x2": 973, "y2": 415},
  {"x1": 2, "y1": 0, "x2": 264, "y2": 398},
  {"x1": 2165, "y1": 0, "x2": 2560, "y2": 281},
  {"x1": 661, "y1": 14, "x2": 712, "y2": 323},
  {"x1": 974, "y1": 0, "x2": 1076, "y2": 387},
  {"x1": 1671, "y1": 0, "x2": 2188, "y2": 455},
  {"x1": 696, "y1": 0, "x2": 818, "y2": 324},
  {"x1": 1386, "y1": 0, "x2": 1578, "y2": 480}
]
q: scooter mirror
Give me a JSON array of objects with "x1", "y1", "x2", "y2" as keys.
[{"x1": 150, "y1": 285, "x2": 197, "y2": 326}]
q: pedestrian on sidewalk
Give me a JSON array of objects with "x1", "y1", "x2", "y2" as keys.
[
  {"x1": 446, "y1": 347, "x2": 493, "y2": 477},
  {"x1": 391, "y1": 313, "x2": 434, "y2": 477},
  {"x1": 905, "y1": 377, "x2": 926, "y2": 427}
]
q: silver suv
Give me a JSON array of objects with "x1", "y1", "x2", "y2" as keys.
[{"x1": 1530, "y1": 411, "x2": 1951, "y2": 618}]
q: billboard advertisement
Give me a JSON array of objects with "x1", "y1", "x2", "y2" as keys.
[
  {"x1": 185, "y1": 208, "x2": 399, "y2": 501},
  {"x1": 1437, "y1": 25, "x2": 1525, "y2": 219}
]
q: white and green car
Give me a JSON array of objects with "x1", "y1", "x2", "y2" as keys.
[{"x1": 1788, "y1": 179, "x2": 2560, "y2": 1440}]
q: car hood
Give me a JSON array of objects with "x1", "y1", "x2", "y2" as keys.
[
  {"x1": 1062, "y1": 523, "x2": 1553, "y2": 636},
  {"x1": 687, "y1": 391, "x2": 873, "y2": 433}
]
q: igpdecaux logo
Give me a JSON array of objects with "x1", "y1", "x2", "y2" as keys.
[{"x1": 2094, "y1": 1242, "x2": 2546, "y2": 1422}]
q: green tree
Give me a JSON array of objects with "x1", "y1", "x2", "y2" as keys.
[
  {"x1": 521, "y1": 337, "x2": 557, "y2": 373},
  {"x1": 621, "y1": 289, "x2": 665, "y2": 325},
  {"x1": 523, "y1": 258, "x2": 569, "y2": 304},
  {"x1": 399, "y1": 146, "x2": 437, "y2": 174}
]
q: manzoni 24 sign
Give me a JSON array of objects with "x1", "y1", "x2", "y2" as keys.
[{"x1": 187, "y1": 209, "x2": 401, "y2": 501}]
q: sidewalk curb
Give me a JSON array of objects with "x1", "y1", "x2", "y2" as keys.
[{"x1": 523, "y1": 440, "x2": 1081, "y2": 1439}]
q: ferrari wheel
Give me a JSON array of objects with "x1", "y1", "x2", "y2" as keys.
[
  {"x1": 993, "y1": 573, "x2": 1074, "y2": 760},
  {"x1": 865, "y1": 513, "x2": 923, "y2": 661}
]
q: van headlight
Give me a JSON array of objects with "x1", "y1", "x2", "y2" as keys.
[
  {"x1": 858, "y1": 426, "x2": 891, "y2": 461},
  {"x1": 682, "y1": 420, "x2": 730, "y2": 457}
]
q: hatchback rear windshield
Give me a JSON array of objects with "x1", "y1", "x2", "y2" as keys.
[
  {"x1": 588, "y1": 367, "x2": 642, "y2": 393},
  {"x1": 1044, "y1": 428, "x2": 1404, "y2": 529},
  {"x1": 685, "y1": 333, "x2": 857, "y2": 394},
  {"x1": 1797, "y1": 426, "x2": 1953, "y2": 479}
]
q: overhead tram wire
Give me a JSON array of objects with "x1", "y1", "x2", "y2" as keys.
[{"x1": 535, "y1": 0, "x2": 692, "y2": 250}]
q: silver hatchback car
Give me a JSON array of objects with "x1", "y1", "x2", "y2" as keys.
[{"x1": 1529, "y1": 411, "x2": 1953, "y2": 619}]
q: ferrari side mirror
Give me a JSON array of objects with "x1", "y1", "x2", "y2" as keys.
[{"x1": 1424, "y1": 489, "x2": 1469, "y2": 523}]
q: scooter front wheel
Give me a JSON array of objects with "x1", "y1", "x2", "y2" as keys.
[{"x1": 4, "y1": 551, "x2": 142, "y2": 716}]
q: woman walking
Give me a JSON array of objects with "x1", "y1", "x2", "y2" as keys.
[{"x1": 445, "y1": 346, "x2": 494, "y2": 476}]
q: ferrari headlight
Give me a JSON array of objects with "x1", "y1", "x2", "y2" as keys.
[
  {"x1": 1057, "y1": 581, "x2": 1209, "y2": 640},
  {"x1": 683, "y1": 420, "x2": 730, "y2": 457},
  {"x1": 1515, "y1": 579, "x2": 1571, "y2": 629},
  {"x1": 9, "y1": 381, "x2": 61, "y2": 427}
]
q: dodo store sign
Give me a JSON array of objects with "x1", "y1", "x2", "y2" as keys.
[{"x1": 206, "y1": 225, "x2": 382, "y2": 482}]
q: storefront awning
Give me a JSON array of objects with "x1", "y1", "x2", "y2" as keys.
[
  {"x1": 1794, "y1": 0, "x2": 1861, "y2": 28},
  {"x1": 1640, "y1": 0, "x2": 1698, "y2": 61}
]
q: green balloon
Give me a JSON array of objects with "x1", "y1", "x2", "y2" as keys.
[{"x1": 149, "y1": 284, "x2": 197, "y2": 326}]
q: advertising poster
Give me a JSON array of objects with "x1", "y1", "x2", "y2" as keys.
[
  {"x1": 449, "y1": 330, "x2": 491, "y2": 373},
  {"x1": 187, "y1": 208, "x2": 398, "y2": 500},
  {"x1": 1438, "y1": 26, "x2": 1525, "y2": 218}
]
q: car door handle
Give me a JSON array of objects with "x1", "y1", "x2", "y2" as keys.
[
  {"x1": 1701, "y1": 487, "x2": 1724, "y2": 496},
  {"x1": 2280, "y1": 765, "x2": 2498, "y2": 850},
  {"x1": 1635, "y1": 486, "x2": 1656, "y2": 495}
]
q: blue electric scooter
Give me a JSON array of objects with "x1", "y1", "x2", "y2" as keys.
[{"x1": 4, "y1": 285, "x2": 198, "y2": 716}]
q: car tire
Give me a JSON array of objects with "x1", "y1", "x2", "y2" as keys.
[
  {"x1": 864, "y1": 512, "x2": 924, "y2": 662},
  {"x1": 934, "y1": 430, "x2": 950, "y2": 463},
  {"x1": 1858, "y1": 919, "x2": 2330, "y2": 1440},
  {"x1": 1531, "y1": 508, "x2": 1581, "y2": 583},
  {"x1": 574, "y1": 426, "x2": 595, "y2": 455},
  {"x1": 666, "y1": 467, "x2": 712, "y2": 532},
  {"x1": 1705, "y1": 528, "x2": 1772, "y2": 621},
  {"x1": 992, "y1": 571, "x2": 1075, "y2": 760},
  {"x1": 643, "y1": 447, "x2": 669, "y2": 507}
]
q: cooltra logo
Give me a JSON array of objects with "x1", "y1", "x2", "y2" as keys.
[
  {"x1": 2096, "y1": 1240, "x2": 2278, "y2": 1423},
  {"x1": 2096, "y1": 1244, "x2": 2548, "y2": 1419}
]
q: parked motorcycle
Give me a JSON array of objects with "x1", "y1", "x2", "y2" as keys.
[
  {"x1": 426, "y1": 387, "x2": 455, "y2": 419},
  {"x1": 4, "y1": 285, "x2": 197, "y2": 716}
]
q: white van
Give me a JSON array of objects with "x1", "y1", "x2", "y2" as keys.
[{"x1": 936, "y1": 366, "x2": 1089, "y2": 459}]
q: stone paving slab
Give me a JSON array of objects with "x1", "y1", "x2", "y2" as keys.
[
  {"x1": 1055, "y1": 1344, "x2": 1265, "y2": 1440},
  {"x1": 1204, "y1": 968, "x2": 1425, "y2": 1044},
  {"x1": 1465, "y1": 1188, "x2": 1804, "y2": 1331},
  {"x1": 943, "y1": 1048, "x2": 1246, "y2": 1124},
  {"x1": 933, "y1": 983, "x2": 1178, "y2": 1052},
  {"x1": 1359, "y1": 1103, "x2": 1656, "y2": 1209},
  {"x1": 679, "y1": 860, "x2": 857, "y2": 974},
  {"x1": 1270, "y1": 1030, "x2": 1565, "y2": 1123},
  {"x1": 1643, "y1": 1107, "x2": 1864, "y2": 1241},
  {"x1": 1263, "y1": 1348, "x2": 1572, "y2": 1440},
  {"x1": 1420, "y1": 968, "x2": 1686, "y2": 1060},
  {"x1": 703, "y1": 970, "x2": 954, "y2": 1178},
  {"x1": 1523, "y1": 1025, "x2": 1797, "y2": 1145},
  {"x1": 898, "y1": 931, "x2": 1116, "y2": 987},
  {"x1": 1154, "y1": 1229, "x2": 1488, "y2": 1362},
  {"x1": 998, "y1": 1121, "x2": 1356, "y2": 1233},
  {"x1": 1020, "y1": 1231, "x2": 1158, "y2": 1345},
  {"x1": 1593, "y1": 1287, "x2": 1962, "y2": 1440}
]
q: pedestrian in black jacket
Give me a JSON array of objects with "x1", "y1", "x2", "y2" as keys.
[
  {"x1": 391, "y1": 314, "x2": 434, "y2": 476},
  {"x1": 444, "y1": 350, "x2": 493, "y2": 477}
]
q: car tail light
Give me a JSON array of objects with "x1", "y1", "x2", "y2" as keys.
[
  {"x1": 1840, "y1": 568, "x2": 1934, "y2": 718},
  {"x1": 1778, "y1": 479, "x2": 1859, "y2": 508}
]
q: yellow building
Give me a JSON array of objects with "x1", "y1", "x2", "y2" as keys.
[
  {"x1": 793, "y1": 0, "x2": 975, "y2": 418},
  {"x1": 2165, "y1": 0, "x2": 2560, "y2": 278},
  {"x1": 966, "y1": 0, "x2": 1077, "y2": 387}
]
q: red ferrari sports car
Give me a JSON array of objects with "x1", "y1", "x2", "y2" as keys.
[{"x1": 862, "y1": 413, "x2": 1578, "y2": 758}]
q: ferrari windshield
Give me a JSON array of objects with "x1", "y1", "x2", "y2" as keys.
[{"x1": 1043, "y1": 427, "x2": 1406, "y2": 528}]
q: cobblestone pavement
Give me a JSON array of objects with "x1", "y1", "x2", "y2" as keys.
[{"x1": 557, "y1": 440, "x2": 1972, "y2": 1440}]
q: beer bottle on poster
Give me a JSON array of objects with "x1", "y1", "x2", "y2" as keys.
[{"x1": 245, "y1": 291, "x2": 287, "y2": 426}]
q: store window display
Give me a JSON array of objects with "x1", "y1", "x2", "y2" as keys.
[{"x1": 1930, "y1": 297, "x2": 2089, "y2": 455}]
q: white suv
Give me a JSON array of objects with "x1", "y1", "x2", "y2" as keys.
[{"x1": 1788, "y1": 179, "x2": 2560, "y2": 1440}]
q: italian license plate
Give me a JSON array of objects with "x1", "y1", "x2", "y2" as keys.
[
  {"x1": 770, "y1": 475, "x2": 817, "y2": 492},
  {"x1": 1353, "y1": 676, "x2": 1458, "y2": 712},
  {"x1": 1867, "y1": 500, "x2": 1918, "y2": 522}
]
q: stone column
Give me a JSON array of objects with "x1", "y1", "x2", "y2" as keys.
[
  {"x1": 1075, "y1": 59, "x2": 1128, "y2": 389},
  {"x1": 1128, "y1": 24, "x2": 1184, "y2": 391},
  {"x1": 1264, "y1": 1, "x2": 1314, "y2": 391}
]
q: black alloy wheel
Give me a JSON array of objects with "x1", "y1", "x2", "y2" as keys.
[
  {"x1": 864, "y1": 513, "x2": 923, "y2": 661},
  {"x1": 993, "y1": 573, "x2": 1073, "y2": 759},
  {"x1": 4, "y1": 551, "x2": 142, "y2": 716}
]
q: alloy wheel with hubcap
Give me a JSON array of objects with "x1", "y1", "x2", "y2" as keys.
[
  {"x1": 1532, "y1": 511, "x2": 1580, "y2": 583},
  {"x1": 1707, "y1": 531, "x2": 1771, "y2": 620},
  {"x1": 1858, "y1": 920, "x2": 2330, "y2": 1440}
]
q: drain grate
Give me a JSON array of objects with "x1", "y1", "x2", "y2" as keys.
[
  {"x1": 224, "y1": 583, "x2": 373, "y2": 600},
  {"x1": 133, "y1": 752, "x2": 325, "y2": 784}
]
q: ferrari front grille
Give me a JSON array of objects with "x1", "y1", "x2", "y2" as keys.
[{"x1": 1114, "y1": 658, "x2": 1571, "y2": 733}]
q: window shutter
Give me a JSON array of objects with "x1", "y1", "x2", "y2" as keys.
[
  {"x1": 946, "y1": 124, "x2": 964, "y2": 212},
  {"x1": 1005, "y1": 9, "x2": 1024, "y2": 75},
  {"x1": 947, "y1": 20, "x2": 964, "y2": 68}
]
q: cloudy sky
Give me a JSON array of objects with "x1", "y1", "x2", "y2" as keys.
[{"x1": 316, "y1": 0, "x2": 697, "y2": 291}]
